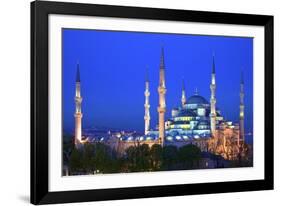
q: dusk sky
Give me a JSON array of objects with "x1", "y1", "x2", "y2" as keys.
[{"x1": 62, "y1": 29, "x2": 253, "y2": 135}]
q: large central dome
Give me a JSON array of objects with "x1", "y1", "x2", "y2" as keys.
[{"x1": 187, "y1": 94, "x2": 209, "y2": 105}]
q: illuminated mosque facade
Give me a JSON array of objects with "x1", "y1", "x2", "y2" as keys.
[{"x1": 74, "y1": 48, "x2": 247, "y2": 160}]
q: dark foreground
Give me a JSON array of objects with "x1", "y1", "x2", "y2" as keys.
[{"x1": 63, "y1": 137, "x2": 253, "y2": 176}]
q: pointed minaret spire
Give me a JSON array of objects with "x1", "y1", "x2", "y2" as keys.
[
  {"x1": 212, "y1": 53, "x2": 216, "y2": 74},
  {"x1": 181, "y1": 78, "x2": 187, "y2": 106},
  {"x1": 160, "y1": 47, "x2": 165, "y2": 70},
  {"x1": 239, "y1": 70, "x2": 245, "y2": 145},
  {"x1": 74, "y1": 62, "x2": 83, "y2": 148},
  {"x1": 158, "y1": 47, "x2": 167, "y2": 146},
  {"x1": 145, "y1": 66, "x2": 149, "y2": 82},
  {"x1": 211, "y1": 53, "x2": 216, "y2": 85},
  {"x1": 76, "y1": 61, "x2": 80, "y2": 82},
  {"x1": 144, "y1": 67, "x2": 150, "y2": 135},
  {"x1": 241, "y1": 70, "x2": 244, "y2": 84},
  {"x1": 210, "y1": 54, "x2": 217, "y2": 137},
  {"x1": 159, "y1": 47, "x2": 166, "y2": 88}
]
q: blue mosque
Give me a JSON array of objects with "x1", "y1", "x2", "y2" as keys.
[
  {"x1": 74, "y1": 48, "x2": 246, "y2": 160},
  {"x1": 116, "y1": 48, "x2": 243, "y2": 152}
]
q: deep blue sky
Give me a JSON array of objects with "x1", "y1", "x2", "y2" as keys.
[{"x1": 62, "y1": 29, "x2": 253, "y2": 134}]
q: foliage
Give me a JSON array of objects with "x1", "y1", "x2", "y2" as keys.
[
  {"x1": 64, "y1": 141, "x2": 248, "y2": 175},
  {"x1": 69, "y1": 147, "x2": 82, "y2": 172},
  {"x1": 125, "y1": 144, "x2": 150, "y2": 172},
  {"x1": 178, "y1": 144, "x2": 201, "y2": 168},
  {"x1": 162, "y1": 145, "x2": 178, "y2": 169},
  {"x1": 150, "y1": 144, "x2": 163, "y2": 170},
  {"x1": 63, "y1": 135, "x2": 74, "y2": 164}
]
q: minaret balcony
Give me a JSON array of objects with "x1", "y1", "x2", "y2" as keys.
[
  {"x1": 75, "y1": 97, "x2": 82, "y2": 103},
  {"x1": 158, "y1": 107, "x2": 166, "y2": 113},
  {"x1": 209, "y1": 113, "x2": 216, "y2": 117},
  {"x1": 144, "y1": 104, "x2": 150, "y2": 108},
  {"x1": 210, "y1": 84, "x2": 216, "y2": 90},
  {"x1": 158, "y1": 87, "x2": 166, "y2": 94},
  {"x1": 74, "y1": 113, "x2": 83, "y2": 118},
  {"x1": 144, "y1": 116, "x2": 151, "y2": 120},
  {"x1": 144, "y1": 91, "x2": 150, "y2": 96}
]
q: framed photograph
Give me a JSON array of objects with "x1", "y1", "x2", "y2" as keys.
[{"x1": 31, "y1": 0, "x2": 274, "y2": 204}]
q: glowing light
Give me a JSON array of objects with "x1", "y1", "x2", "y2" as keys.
[
  {"x1": 146, "y1": 136, "x2": 152, "y2": 140},
  {"x1": 176, "y1": 136, "x2": 181, "y2": 140},
  {"x1": 166, "y1": 136, "x2": 173, "y2": 141},
  {"x1": 174, "y1": 117, "x2": 192, "y2": 121},
  {"x1": 180, "y1": 124, "x2": 190, "y2": 129},
  {"x1": 183, "y1": 135, "x2": 188, "y2": 140}
]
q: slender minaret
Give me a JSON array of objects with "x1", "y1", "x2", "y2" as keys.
[
  {"x1": 181, "y1": 78, "x2": 187, "y2": 107},
  {"x1": 210, "y1": 54, "x2": 217, "y2": 137},
  {"x1": 144, "y1": 69, "x2": 150, "y2": 135},
  {"x1": 74, "y1": 62, "x2": 83, "y2": 148},
  {"x1": 239, "y1": 71, "x2": 245, "y2": 143},
  {"x1": 157, "y1": 48, "x2": 166, "y2": 146}
]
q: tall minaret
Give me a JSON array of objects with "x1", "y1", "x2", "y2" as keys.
[
  {"x1": 210, "y1": 54, "x2": 217, "y2": 137},
  {"x1": 157, "y1": 48, "x2": 167, "y2": 146},
  {"x1": 144, "y1": 69, "x2": 150, "y2": 135},
  {"x1": 239, "y1": 71, "x2": 245, "y2": 143},
  {"x1": 74, "y1": 62, "x2": 83, "y2": 148},
  {"x1": 181, "y1": 78, "x2": 187, "y2": 107}
]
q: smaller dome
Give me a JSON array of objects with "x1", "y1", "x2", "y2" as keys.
[{"x1": 187, "y1": 95, "x2": 209, "y2": 105}]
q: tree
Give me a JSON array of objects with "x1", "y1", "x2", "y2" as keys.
[
  {"x1": 92, "y1": 143, "x2": 113, "y2": 173},
  {"x1": 69, "y1": 147, "x2": 82, "y2": 174},
  {"x1": 137, "y1": 144, "x2": 150, "y2": 171},
  {"x1": 150, "y1": 144, "x2": 163, "y2": 170},
  {"x1": 162, "y1": 145, "x2": 178, "y2": 170},
  {"x1": 178, "y1": 144, "x2": 201, "y2": 169},
  {"x1": 125, "y1": 146, "x2": 137, "y2": 171},
  {"x1": 63, "y1": 135, "x2": 74, "y2": 165},
  {"x1": 125, "y1": 144, "x2": 150, "y2": 172},
  {"x1": 81, "y1": 143, "x2": 95, "y2": 173}
]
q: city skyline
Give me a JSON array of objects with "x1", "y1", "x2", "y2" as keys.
[{"x1": 62, "y1": 29, "x2": 253, "y2": 136}]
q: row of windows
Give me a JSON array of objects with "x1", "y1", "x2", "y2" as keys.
[
  {"x1": 174, "y1": 116, "x2": 193, "y2": 121},
  {"x1": 168, "y1": 124, "x2": 191, "y2": 129}
]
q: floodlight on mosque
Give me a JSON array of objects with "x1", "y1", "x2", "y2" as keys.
[
  {"x1": 166, "y1": 136, "x2": 173, "y2": 141},
  {"x1": 183, "y1": 135, "x2": 189, "y2": 140},
  {"x1": 194, "y1": 135, "x2": 200, "y2": 139},
  {"x1": 176, "y1": 136, "x2": 182, "y2": 140}
]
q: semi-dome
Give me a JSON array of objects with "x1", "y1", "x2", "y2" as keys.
[{"x1": 187, "y1": 95, "x2": 209, "y2": 105}]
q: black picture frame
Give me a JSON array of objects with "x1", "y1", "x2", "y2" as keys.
[{"x1": 31, "y1": 0, "x2": 274, "y2": 204}]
